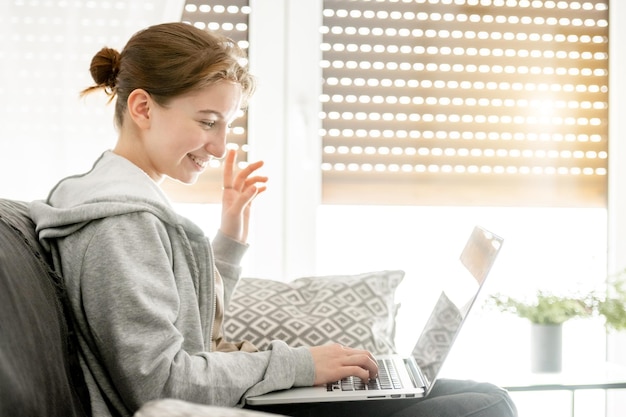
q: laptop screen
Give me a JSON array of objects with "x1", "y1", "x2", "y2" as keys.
[{"x1": 410, "y1": 226, "x2": 504, "y2": 388}]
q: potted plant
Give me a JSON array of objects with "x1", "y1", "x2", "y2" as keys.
[
  {"x1": 595, "y1": 271, "x2": 626, "y2": 332},
  {"x1": 487, "y1": 291, "x2": 593, "y2": 373},
  {"x1": 487, "y1": 273, "x2": 626, "y2": 373},
  {"x1": 488, "y1": 291, "x2": 593, "y2": 326}
]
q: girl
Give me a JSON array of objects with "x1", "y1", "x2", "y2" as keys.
[{"x1": 31, "y1": 22, "x2": 516, "y2": 417}]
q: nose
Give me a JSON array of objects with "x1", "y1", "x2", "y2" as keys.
[{"x1": 205, "y1": 126, "x2": 228, "y2": 159}]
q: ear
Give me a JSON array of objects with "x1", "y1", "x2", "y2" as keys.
[{"x1": 127, "y1": 89, "x2": 153, "y2": 130}]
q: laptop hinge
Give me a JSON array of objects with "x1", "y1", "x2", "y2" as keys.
[{"x1": 404, "y1": 358, "x2": 428, "y2": 389}]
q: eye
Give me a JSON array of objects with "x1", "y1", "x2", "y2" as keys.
[{"x1": 201, "y1": 120, "x2": 216, "y2": 129}]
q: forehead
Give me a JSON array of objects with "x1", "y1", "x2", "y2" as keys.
[{"x1": 170, "y1": 80, "x2": 243, "y2": 118}]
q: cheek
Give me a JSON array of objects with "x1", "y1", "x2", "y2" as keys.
[
  {"x1": 158, "y1": 123, "x2": 203, "y2": 153},
  {"x1": 180, "y1": 128, "x2": 209, "y2": 150}
]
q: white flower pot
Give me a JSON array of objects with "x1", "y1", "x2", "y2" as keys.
[{"x1": 530, "y1": 323, "x2": 563, "y2": 373}]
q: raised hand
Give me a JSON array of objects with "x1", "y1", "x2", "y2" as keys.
[{"x1": 219, "y1": 149, "x2": 267, "y2": 243}]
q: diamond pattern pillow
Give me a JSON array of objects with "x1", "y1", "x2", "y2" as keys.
[{"x1": 224, "y1": 270, "x2": 404, "y2": 355}]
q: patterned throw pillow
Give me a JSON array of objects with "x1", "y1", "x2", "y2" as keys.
[{"x1": 224, "y1": 270, "x2": 404, "y2": 355}]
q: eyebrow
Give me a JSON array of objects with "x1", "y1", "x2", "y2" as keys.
[{"x1": 197, "y1": 110, "x2": 224, "y2": 118}]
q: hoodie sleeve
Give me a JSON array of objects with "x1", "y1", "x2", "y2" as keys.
[
  {"x1": 211, "y1": 230, "x2": 247, "y2": 309},
  {"x1": 67, "y1": 212, "x2": 314, "y2": 411}
]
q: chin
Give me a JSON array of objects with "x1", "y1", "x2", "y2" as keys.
[{"x1": 168, "y1": 174, "x2": 200, "y2": 186}]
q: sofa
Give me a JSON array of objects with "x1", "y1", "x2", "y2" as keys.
[
  {"x1": 0, "y1": 198, "x2": 89, "y2": 417},
  {"x1": 0, "y1": 198, "x2": 405, "y2": 417}
]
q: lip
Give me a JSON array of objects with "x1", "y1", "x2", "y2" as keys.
[{"x1": 187, "y1": 154, "x2": 209, "y2": 170}]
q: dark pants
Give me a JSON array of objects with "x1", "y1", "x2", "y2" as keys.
[{"x1": 245, "y1": 379, "x2": 518, "y2": 417}]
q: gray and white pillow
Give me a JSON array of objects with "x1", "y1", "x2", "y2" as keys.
[{"x1": 224, "y1": 270, "x2": 404, "y2": 355}]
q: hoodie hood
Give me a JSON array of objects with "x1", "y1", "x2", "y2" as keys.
[{"x1": 30, "y1": 151, "x2": 203, "y2": 249}]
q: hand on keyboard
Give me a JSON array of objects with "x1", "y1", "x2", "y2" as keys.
[
  {"x1": 309, "y1": 343, "x2": 379, "y2": 386},
  {"x1": 327, "y1": 359, "x2": 403, "y2": 392}
]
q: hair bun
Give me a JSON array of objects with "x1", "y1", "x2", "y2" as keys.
[{"x1": 88, "y1": 47, "x2": 121, "y2": 91}]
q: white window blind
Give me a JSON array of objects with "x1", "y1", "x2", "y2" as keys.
[
  {"x1": 163, "y1": 0, "x2": 251, "y2": 202},
  {"x1": 0, "y1": 0, "x2": 179, "y2": 201},
  {"x1": 320, "y1": 0, "x2": 609, "y2": 207}
]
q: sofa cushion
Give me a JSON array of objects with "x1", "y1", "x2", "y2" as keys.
[
  {"x1": 224, "y1": 270, "x2": 404, "y2": 355},
  {"x1": 0, "y1": 199, "x2": 88, "y2": 417}
]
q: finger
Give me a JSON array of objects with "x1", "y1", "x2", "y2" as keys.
[
  {"x1": 333, "y1": 364, "x2": 374, "y2": 383},
  {"x1": 246, "y1": 159, "x2": 265, "y2": 172},
  {"x1": 222, "y1": 149, "x2": 236, "y2": 188},
  {"x1": 245, "y1": 185, "x2": 267, "y2": 203},
  {"x1": 228, "y1": 186, "x2": 260, "y2": 213},
  {"x1": 343, "y1": 353, "x2": 378, "y2": 377},
  {"x1": 243, "y1": 187, "x2": 266, "y2": 212},
  {"x1": 338, "y1": 349, "x2": 378, "y2": 379},
  {"x1": 341, "y1": 346, "x2": 376, "y2": 360},
  {"x1": 243, "y1": 176, "x2": 268, "y2": 188},
  {"x1": 233, "y1": 160, "x2": 265, "y2": 183}
]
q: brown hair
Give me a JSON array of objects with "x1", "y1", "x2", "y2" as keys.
[{"x1": 81, "y1": 22, "x2": 256, "y2": 129}]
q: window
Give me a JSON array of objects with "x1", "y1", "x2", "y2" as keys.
[
  {"x1": 320, "y1": 0, "x2": 609, "y2": 207},
  {"x1": 314, "y1": 3, "x2": 611, "y2": 412},
  {"x1": 0, "y1": 0, "x2": 180, "y2": 201},
  {"x1": 166, "y1": 1, "x2": 611, "y2": 209}
]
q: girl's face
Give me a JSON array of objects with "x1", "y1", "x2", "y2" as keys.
[{"x1": 139, "y1": 79, "x2": 243, "y2": 184}]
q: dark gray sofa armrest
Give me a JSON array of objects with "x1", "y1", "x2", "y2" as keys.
[{"x1": 0, "y1": 198, "x2": 88, "y2": 417}]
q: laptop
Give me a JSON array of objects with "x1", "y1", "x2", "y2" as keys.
[{"x1": 246, "y1": 225, "x2": 504, "y2": 405}]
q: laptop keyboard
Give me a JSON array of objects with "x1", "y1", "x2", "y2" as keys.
[{"x1": 327, "y1": 359, "x2": 403, "y2": 392}]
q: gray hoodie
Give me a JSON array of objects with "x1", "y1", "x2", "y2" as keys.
[{"x1": 30, "y1": 151, "x2": 314, "y2": 417}]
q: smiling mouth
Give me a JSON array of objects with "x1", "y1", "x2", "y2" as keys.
[{"x1": 188, "y1": 154, "x2": 209, "y2": 169}]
